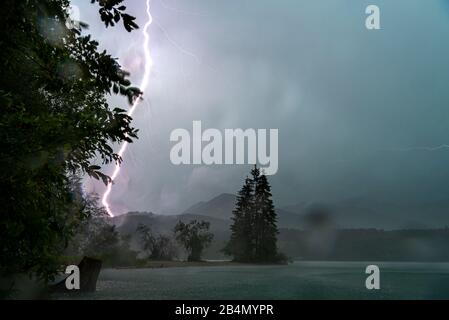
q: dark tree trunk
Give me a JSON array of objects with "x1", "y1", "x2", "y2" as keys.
[{"x1": 49, "y1": 257, "x2": 102, "y2": 293}]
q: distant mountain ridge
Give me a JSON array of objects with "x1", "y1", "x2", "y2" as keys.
[
  {"x1": 183, "y1": 193, "x2": 303, "y2": 229},
  {"x1": 183, "y1": 193, "x2": 236, "y2": 220},
  {"x1": 281, "y1": 196, "x2": 449, "y2": 230},
  {"x1": 186, "y1": 194, "x2": 449, "y2": 229},
  {"x1": 115, "y1": 193, "x2": 449, "y2": 241},
  {"x1": 110, "y1": 211, "x2": 449, "y2": 261},
  {"x1": 111, "y1": 192, "x2": 449, "y2": 261}
]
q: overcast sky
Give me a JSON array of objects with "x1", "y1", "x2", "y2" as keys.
[{"x1": 74, "y1": 0, "x2": 449, "y2": 218}]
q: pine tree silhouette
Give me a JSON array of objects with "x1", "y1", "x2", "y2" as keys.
[
  {"x1": 254, "y1": 173, "x2": 278, "y2": 261},
  {"x1": 225, "y1": 165, "x2": 280, "y2": 262},
  {"x1": 224, "y1": 176, "x2": 253, "y2": 261}
]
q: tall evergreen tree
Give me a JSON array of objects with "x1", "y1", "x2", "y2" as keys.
[
  {"x1": 224, "y1": 177, "x2": 254, "y2": 261},
  {"x1": 225, "y1": 165, "x2": 280, "y2": 262},
  {"x1": 254, "y1": 174, "x2": 278, "y2": 262}
]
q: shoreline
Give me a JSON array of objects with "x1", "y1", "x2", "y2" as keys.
[
  {"x1": 111, "y1": 260, "x2": 288, "y2": 269},
  {"x1": 107, "y1": 260, "x2": 449, "y2": 270}
]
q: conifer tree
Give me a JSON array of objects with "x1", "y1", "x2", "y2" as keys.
[
  {"x1": 254, "y1": 173, "x2": 279, "y2": 261},
  {"x1": 224, "y1": 177, "x2": 253, "y2": 261},
  {"x1": 225, "y1": 165, "x2": 281, "y2": 262}
]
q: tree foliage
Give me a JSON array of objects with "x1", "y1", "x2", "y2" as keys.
[
  {"x1": 92, "y1": 0, "x2": 139, "y2": 32},
  {"x1": 136, "y1": 224, "x2": 177, "y2": 261},
  {"x1": 0, "y1": 0, "x2": 140, "y2": 281},
  {"x1": 174, "y1": 220, "x2": 213, "y2": 262},
  {"x1": 67, "y1": 196, "x2": 137, "y2": 267},
  {"x1": 223, "y1": 177, "x2": 254, "y2": 261}
]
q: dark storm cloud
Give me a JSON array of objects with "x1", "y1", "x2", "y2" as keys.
[{"x1": 74, "y1": 0, "x2": 449, "y2": 227}]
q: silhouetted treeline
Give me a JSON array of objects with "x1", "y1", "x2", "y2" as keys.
[{"x1": 279, "y1": 228, "x2": 449, "y2": 261}]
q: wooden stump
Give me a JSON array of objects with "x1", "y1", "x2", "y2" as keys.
[{"x1": 49, "y1": 257, "x2": 102, "y2": 293}]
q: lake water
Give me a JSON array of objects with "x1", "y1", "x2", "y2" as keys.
[{"x1": 54, "y1": 261, "x2": 449, "y2": 300}]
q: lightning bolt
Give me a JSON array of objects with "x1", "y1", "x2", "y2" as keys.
[
  {"x1": 153, "y1": 19, "x2": 201, "y2": 65},
  {"x1": 102, "y1": 0, "x2": 153, "y2": 217},
  {"x1": 153, "y1": 18, "x2": 217, "y2": 76},
  {"x1": 389, "y1": 144, "x2": 449, "y2": 152}
]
